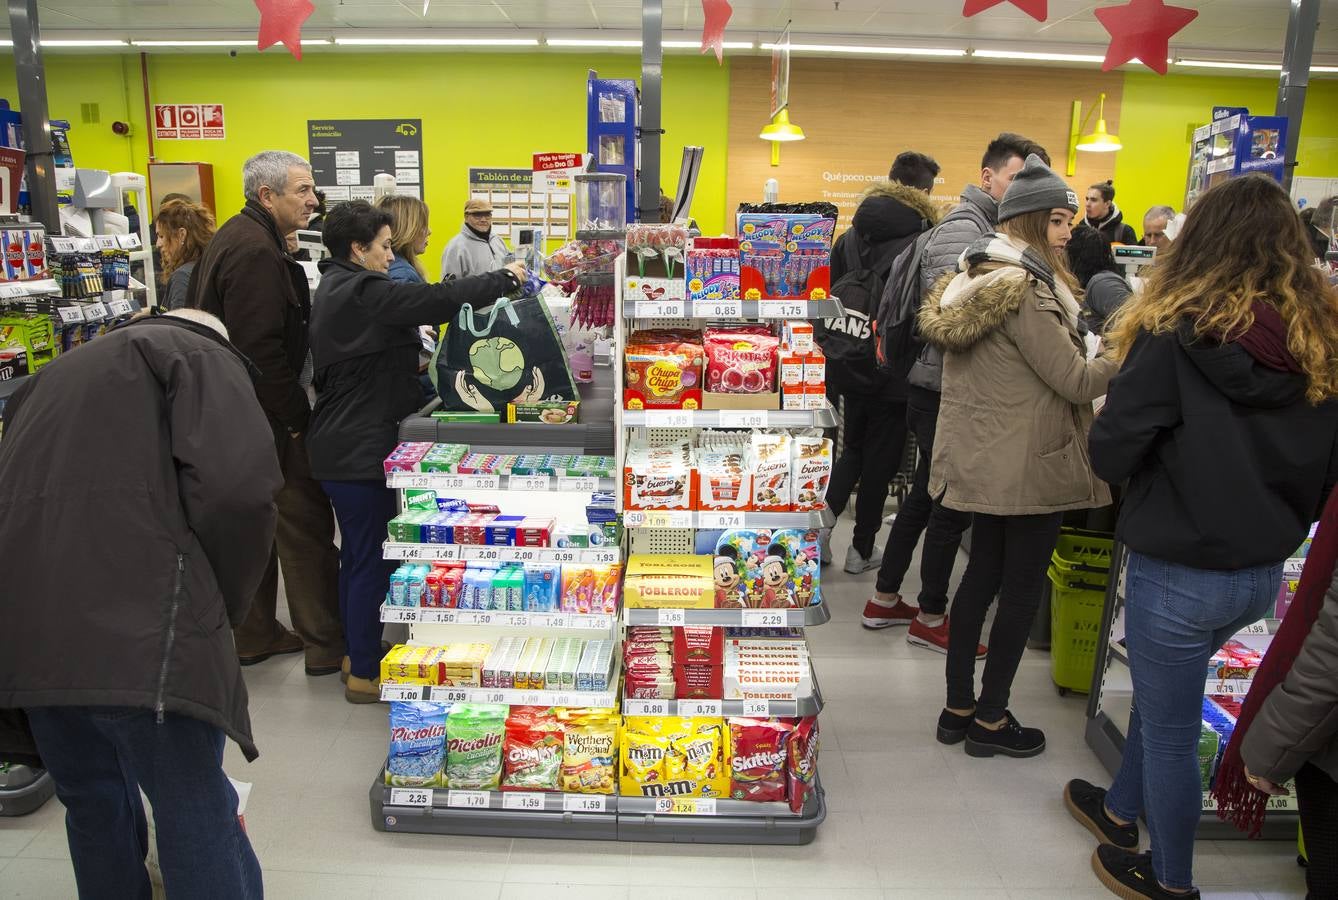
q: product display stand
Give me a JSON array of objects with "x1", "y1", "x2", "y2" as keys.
[{"x1": 1085, "y1": 541, "x2": 1301, "y2": 840}]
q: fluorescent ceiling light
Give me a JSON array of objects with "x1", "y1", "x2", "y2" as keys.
[
  {"x1": 28, "y1": 39, "x2": 129, "y2": 47},
  {"x1": 761, "y1": 42, "x2": 965, "y2": 57},
  {"x1": 334, "y1": 37, "x2": 539, "y2": 46},
  {"x1": 662, "y1": 40, "x2": 755, "y2": 49},
  {"x1": 547, "y1": 39, "x2": 643, "y2": 48},
  {"x1": 1176, "y1": 58, "x2": 1338, "y2": 73},
  {"x1": 133, "y1": 40, "x2": 330, "y2": 47},
  {"x1": 974, "y1": 50, "x2": 1106, "y2": 63}
]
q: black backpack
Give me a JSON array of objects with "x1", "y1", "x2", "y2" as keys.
[{"x1": 816, "y1": 230, "x2": 906, "y2": 368}]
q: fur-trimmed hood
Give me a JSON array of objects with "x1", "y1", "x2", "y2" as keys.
[
  {"x1": 851, "y1": 180, "x2": 940, "y2": 244},
  {"x1": 918, "y1": 266, "x2": 1032, "y2": 353}
]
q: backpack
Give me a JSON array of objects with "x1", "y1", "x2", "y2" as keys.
[{"x1": 815, "y1": 229, "x2": 909, "y2": 369}]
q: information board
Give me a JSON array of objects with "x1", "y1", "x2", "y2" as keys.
[
  {"x1": 468, "y1": 166, "x2": 571, "y2": 242},
  {"x1": 308, "y1": 119, "x2": 424, "y2": 203}
]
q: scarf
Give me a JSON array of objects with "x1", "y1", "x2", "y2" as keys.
[
  {"x1": 960, "y1": 234, "x2": 1082, "y2": 327},
  {"x1": 466, "y1": 223, "x2": 493, "y2": 241},
  {"x1": 1226, "y1": 300, "x2": 1303, "y2": 374},
  {"x1": 1211, "y1": 485, "x2": 1338, "y2": 836}
]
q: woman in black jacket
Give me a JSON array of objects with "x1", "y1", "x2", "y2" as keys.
[
  {"x1": 1061, "y1": 174, "x2": 1338, "y2": 900},
  {"x1": 306, "y1": 200, "x2": 524, "y2": 703}
]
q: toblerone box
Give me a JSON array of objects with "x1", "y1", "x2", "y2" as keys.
[{"x1": 623, "y1": 554, "x2": 716, "y2": 609}]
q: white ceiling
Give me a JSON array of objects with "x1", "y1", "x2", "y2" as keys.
[{"x1": 7, "y1": 0, "x2": 1338, "y2": 59}]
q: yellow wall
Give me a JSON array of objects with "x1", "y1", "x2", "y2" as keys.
[
  {"x1": 0, "y1": 50, "x2": 732, "y2": 273},
  {"x1": 1115, "y1": 72, "x2": 1338, "y2": 233}
]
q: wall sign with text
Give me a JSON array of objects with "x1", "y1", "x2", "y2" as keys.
[
  {"x1": 307, "y1": 119, "x2": 424, "y2": 204},
  {"x1": 154, "y1": 104, "x2": 225, "y2": 141}
]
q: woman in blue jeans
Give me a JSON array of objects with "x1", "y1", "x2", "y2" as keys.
[{"x1": 1062, "y1": 174, "x2": 1338, "y2": 900}]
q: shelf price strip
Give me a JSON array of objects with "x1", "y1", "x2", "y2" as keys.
[
  {"x1": 447, "y1": 790, "x2": 489, "y2": 809},
  {"x1": 562, "y1": 794, "x2": 607, "y2": 813},
  {"x1": 654, "y1": 797, "x2": 716, "y2": 816},
  {"x1": 389, "y1": 788, "x2": 434, "y2": 808},
  {"x1": 502, "y1": 792, "x2": 545, "y2": 811}
]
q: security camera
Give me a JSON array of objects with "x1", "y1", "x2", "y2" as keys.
[{"x1": 111, "y1": 121, "x2": 132, "y2": 136}]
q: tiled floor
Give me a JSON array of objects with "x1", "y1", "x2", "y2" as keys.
[{"x1": 0, "y1": 518, "x2": 1311, "y2": 899}]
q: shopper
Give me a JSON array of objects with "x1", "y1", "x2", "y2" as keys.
[
  {"x1": 378, "y1": 194, "x2": 432, "y2": 284},
  {"x1": 1141, "y1": 205, "x2": 1177, "y2": 253},
  {"x1": 0, "y1": 308, "x2": 282, "y2": 900},
  {"x1": 865, "y1": 132, "x2": 1049, "y2": 656},
  {"x1": 156, "y1": 198, "x2": 216, "y2": 310},
  {"x1": 1303, "y1": 195, "x2": 1335, "y2": 264},
  {"x1": 1065, "y1": 224, "x2": 1132, "y2": 334},
  {"x1": 918, "y1": 155, "x2": 1115, "y2": 759},
  {"x1": 190, "y1": 149, "x2": 345, "y2": 676},
  {"x1": 1205, "y1": 487, "x2": 1338, "y2": 899},
  {"x1": 822, "y1": 151, "x2": 940, "y2": 574},
  {"x1": 441, "y1": 198, "x2": 508, "y2": 280},
  {"x1": 1062, "y1": 174, "x2": 1338, "y2": 899},
  {"x1": 307, "y1": 200, "x2": 524, "y2": 702},
  {"x1": 1080, "y1": 180, "x2": 1138, "y2": 245}
]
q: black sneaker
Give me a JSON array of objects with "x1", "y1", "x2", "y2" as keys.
[
  {"x1": 1064, "y1": 779, "x2": 1139, "y2": 849},
  {"x1": 936, "y1": 709, "x2": 973, "y2": 745},
  {"x1": 964, "y1": 711, "x2": 1045, "y2": 758},
  {"x1": 1092, "y1": 845, "x2": 1200, "y2": 899}
]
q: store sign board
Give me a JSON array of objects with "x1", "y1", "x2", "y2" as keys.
[
  {"x1": 308, "y1": 119, "x2": 424, "y2": 205},
  {"x1": 531, "y1": 152, "x2": 584, "y2": 194},
  {"x1": 154, "y1": 104, "x2": 226, "y2": 141}
]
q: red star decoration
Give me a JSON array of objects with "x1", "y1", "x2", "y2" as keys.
[
  {"x1": 700, "y1": 0, "x2": 734, "y2": 65},
  {"x1": 255, "y1": 0, "x2": 314, "y2": 60},
  {"x1": 962, "y1": 0, "x2": 1048, "y2": 22},
  {"x1": 1095, "y1": 0, "x2": 1198, "y2": 75}
]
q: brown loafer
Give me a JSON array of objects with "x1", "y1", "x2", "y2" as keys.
[
  {"x1": 237, "y1": 629, "x2": 303, "y2": 667},
  {"x1": 345, "y1": 675, "x2": 380, "y2": 704},
  {"x1": 305, "y1": 658, "x2": 343, "y2": 677},
  {"x1": 340, "y1": 656, "x2": 351, "y2": 684}
]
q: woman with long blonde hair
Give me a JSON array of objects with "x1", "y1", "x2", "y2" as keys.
[
  {"x1": 155, "y1": 199, "x2": 215, "y2": 309},
  {"x1": 375, "y1": 194, "x2": 431, "y2": 283},
  {"x1": 1066, "y1": 174, "x2": 1338, "y2": 900}
]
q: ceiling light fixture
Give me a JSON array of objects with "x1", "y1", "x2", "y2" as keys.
[
  {"x1": 132, "y1": 39, "x2": 331, "y2": 47},
  {"x1": 761, "y1": 42, "x2": 965, "y2": 56},
  {"x1": 1176, "y1": 58, "x2": 1338, "y2": 73},
  {"x1": 3, "y1": 39, "x2": 130, "y2": 47},
  {"x1": 973, "y1": 50, "x2": 1107, "y2": 63},
  {"x1": 546, "y1": 39, "x2": 644, "y2": 48},
  {"x1": 662, "y1": 40, "x2": 755, "y2": 49},
  {"x1": 334, "y1": 37, "x2": 539, "y2": 46}
]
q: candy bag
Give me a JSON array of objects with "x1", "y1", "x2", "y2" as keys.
[
  {"x1": 445, "y1": 703, "x2": 507, "y2": 790},
  {"x1": 561, "y1": 721, "x2": 618, "y2": 794},
  {"x1": 787, "y1": 716, "x2": 820, "y2": 814},
  {"x1": 386, "y1": 701, "x2": 449, "y2": 787},
  {"x1": 728, "y1": 718, "x2": 793, "y2": 802},
  {"x1": 620, "y1": 730, "x2": 672, "y2": 796},
  {"x1": 501, "y1": 718, "x2": 564, "y2": 792}
]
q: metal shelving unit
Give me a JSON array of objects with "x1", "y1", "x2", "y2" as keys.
[{"x1": 623, "y1": 509, "x2": 836, "y2": 530}]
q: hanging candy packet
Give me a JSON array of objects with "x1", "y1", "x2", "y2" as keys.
[{"x1": 787, "y1": 716, "x2": 820, "y2": 814}]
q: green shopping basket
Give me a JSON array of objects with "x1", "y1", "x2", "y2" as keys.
[{"x1": 1049, "y1": 530, "x2": 1113, "y2": 695}]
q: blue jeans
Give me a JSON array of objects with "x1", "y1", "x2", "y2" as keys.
[
  {"x1": 1104, "y1": 552, "x2": 1282, "y2": 890},
  {"x1": 24, "y1": 706, "x2": 262, "y2": 900},
  {"x1": 322, "y1": 479, "x2": 397, "y2": 680}
]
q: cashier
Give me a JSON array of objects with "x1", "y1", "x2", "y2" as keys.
[
  {"x1": 306, "y1": 198, "x2": 525, "y2": 702},
  {"x1": 440, "y1": 198, "x2": 510, "y2": 281}
]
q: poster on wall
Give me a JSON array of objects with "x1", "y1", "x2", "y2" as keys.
[
  {"x1": 154, "y1": 104, "x2": 226, "y2": 141},
  {"x1": 469, "y1": 166, "x2": 572, "y2": 241},
  {"x1": 307, "y1": 119, "x2": 423, "y2": 204}
]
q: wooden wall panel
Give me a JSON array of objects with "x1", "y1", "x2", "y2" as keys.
[{"x1": 727, "y1": 57, "x2": 1126, "y2": 232}]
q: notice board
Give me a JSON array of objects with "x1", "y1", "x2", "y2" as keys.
[
  {"x1": 307, "y1": 119, "x2": 424, "y2": 203},
  {"x1": 468, "y1": 167, "x2": 572, "y2": 242}
]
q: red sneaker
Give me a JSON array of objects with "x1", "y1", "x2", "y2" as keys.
[
  {"x1": 907, "y1": 616, "x2": 987, "y2": 658},
  {"x1": 862, "y1": 596, "x2": 918, "y2": 630}
]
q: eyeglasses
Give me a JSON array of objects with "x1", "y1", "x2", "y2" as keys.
[{"x1": 467, "y1": 212, "x2": 493, "y2": 219}]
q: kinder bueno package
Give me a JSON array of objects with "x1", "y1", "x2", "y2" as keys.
[
  {"x1": 623, "y1": 440, "x2": 695, "y2": 510},
  {"x1": 791, "y1": 432, "x2": 833, "y2": 511},
  {"x1": 728, "y1": 718, "x2": 793, "y2": 802},
  {"x1": 703, "y1": 325, "x2": 778, "y2": 395},
  {"x1": 625, "y1": 329, "x2": 704, "y2": 410},
  {"x1": 697, "y1": 447, "x2": 751, "y2": 511},
  {"x1": 787, "y1": 717, "x2": 820, "y2": 813},
  {"x1": 749, "y1": 431, "x2": 792, "y2": 512}
]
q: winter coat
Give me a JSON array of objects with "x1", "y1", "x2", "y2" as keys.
[
  {"x1": 1081, "y1": 205, "x2": 1138, "y2": 246},
  {"x1": 165, "y1": 260, "x2": 197, "y2": 311},
  {"x1": 919, "y1": 249, "x2": 1117, "y2": 516},
  {"x1": 1090, "y1": 320, "x2": 1338, "y2": 570},
  {"x1": 0, "y1": 315, "x2": 283, "y2": 763},
  {"x1": 189, "y1": 200, "x2": 314, "y2": 435},
  {"x1": 1081, "y1": 270, "x2": 1134, "y2": 334},
  {"x1": 441, "y1": 222, "x2": 509, "y2": 281},
  {"x1": 306, "y1": 259, "x2": 517, "y2": 482},
  {"x1": 1242, "y1": 565, "x2": 1338, "y2": 784},
  {"x1": 907, "y1": 185, "x2": 998, "y2": 393},
  {"x1": 387, "y1": 256, "x2": 425, "y2": 284},
  {"x1": 825, "y1": 180, "x2": 939, "y2": 399}
]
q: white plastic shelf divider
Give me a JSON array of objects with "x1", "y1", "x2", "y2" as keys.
[
  {"x1": 623, "y1": 509, "x2": 835, "y2": 530},
  {"x1": 380, "y1": 603, "x2": 615, "y2": 631},
  {"x1": 623, "y1": 599, "x2": 830, "y2": 628},
  {"x1": 623, "y1": 405, "x2": 836, "y2": 429},
  {"x1": 380, "y1": 681, "x2": 619, "y2": 710},
  {"x1": 623, "y1": 297, "x2": 846, "y2": 321},
  {"x1": 382, "y1": 542, "x2": 620, "y2": 565},
  {"x1": 386, "y1": 472, "x2": 615, "y2": 493}
]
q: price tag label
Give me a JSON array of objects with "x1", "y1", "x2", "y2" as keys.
[
  {"x1": 548, "y1": 550, "x2": 578, "y2": 564},
  {"x1": 399, "y1": 545, "x2": 428, "y2": 561},
  {"x1": 654, "y1": 797, "x2": 715, "y2": 815},
  {"x1": 695, "y1": 299, "x2": 742, "y2": 318},
  {"x1": 562, "y1": 794, "x2": 607, "y2": 813},
  {"x1": 645, "y1": 510, "x2": 692, "y2": 529},
  {"x1": 759, "y1": 301, "x2": 806, "y2": 319},
  {"x1": 507, "y1": 614, "x2": 531, "y2": 628},
  {"x1": 447, "y1": 790, "x2": 490, "y2": 809},
  {"x1": 558, "y1": 476, "x2": 600, "y2": 492},
  {"x1": 634, "y1": 300, "x2": 685, "y2": 318},
  {"x1": 82, "y1": 302, "x2": 108, "y2": 320},
  {"x1": 464, "y1": 474, "x2": 501, "y2": 490},
  {"x1": 699, "y1": 511, "x2": 745, "y2": 530},
  {"x1": 430, "y1": 687, "x2": 469, "y2": 703},
  {"x1": 473, "y1": 613, "x2": 495, "y2": 626},
  {"x1": 625, "y1": 699, "x2": 670, "y2": 716},
  {"x1": 679, "y1": 699, "x2": 723, "y2": 717},
  {"x1": 0, "y1": 283, "x2": 27, "y2": 299},
  {"x1": 511, "y1": 548, "x2": 539, "y2": 563},
  {"x1": 1239, "y1": 620, "x2": 1270, "y2": 636},
  {"x1": 503, "y1": 792, "x2": 545, "y2": 811},
  {"x1": 742, "y1": 700, "x2": 771, "y2": 717},
  {"x1": 482, "y1": 692, "x2": 507, "y2": 704},
  {"x1": 75, "y1": 238, "x2": 98, "y2": 253},
  {"x1": 546, "y1": 615, "x2": 569, "y2": 629},
  {"x1": 741, "y1": 609, "x2": 788, "y2": 628},
  {"x1": 116, "y1": 234, "x2": 143, "y2": 250},
  {"x1": 623, "y1": 511, "x2": 648, "y2": 528},
  {"x1": 642, "y1": 409, "x2": 694, "y2": 429},
  {"x1": 383, "y1": 606, "x2": 420, "y2": 624},
  {"x1": 389, "y1": 788, "x2": 433, "y2": 808},
  {"x1": 718, "y1": 410, "x2": 768, "y2": 429},
  {"x1": 511, "y1": 474, "x2": 551, "y2": 491},
  {"x1": 520, "y1": 693, "x2": 543, "y2": 706},
  {"x1": 49, "y1": 237, "x2": 78, "y2": 254},
  {"x1": 592, "y1": 550, "x2": 620, "y2": 565},
  {"x1": 108, "y1": 298, "x2": 135, "y2": 316},
  {"x1": 657, "y1": 608, "x2": 687, "y2": 627},
  {"x1": 381, "y1": 684, "x2": 423, "y2": 702},
  {"x1": 467, "y1": 547, "x2": 503, "y2": 562},
  {"x1": 94, "y1": 235, "x2": 118, "y2": 251},
  {"x1": 395, "y1": 474, "x2": 434, "y2": 489},
  {"x1": 422, "y1": 609, "x2": 457, "y2": 624},
  {"x1": 57, "y1": 306, "x2": 85, "y2": 324}
]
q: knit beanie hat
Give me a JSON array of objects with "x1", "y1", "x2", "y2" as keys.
[{"x1": 998, "y1": 154, "x2": 1080, "y2": 223}]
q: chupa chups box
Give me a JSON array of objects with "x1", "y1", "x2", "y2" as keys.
[
  {"x1": 623, "y1": 554, "x2": 715, "y2": 609},
  {"x1": 674, "y1": 663, "x2": 724, "y2": 699},
  {"x1": 624, "y1": 328, "x2": 705, "y2": 410},
  {"x1": 674, "y1": 626, "x2": 724, "y2": 665}
]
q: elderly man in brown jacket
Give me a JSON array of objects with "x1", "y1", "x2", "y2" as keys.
[{"x1": 190, "y1": 149, "x2": 345, "y2": 674}]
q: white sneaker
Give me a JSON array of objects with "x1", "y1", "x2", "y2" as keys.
[{"x1": 843, "y1": 544, "x2": 883, "y2": 575}]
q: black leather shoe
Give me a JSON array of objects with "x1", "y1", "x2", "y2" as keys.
[
  {"x1": 1064, "y1": 779, "x2": 1139, "y2": 849},
  {"x1": 936, "y1": 708, "x2": 974, "y2": 745},
  {"x1": 964, "y1": 711, "x2": 1045, "y2": 758},
  {"x1": 1092, "y1": 845, "x2": 1200, "y2": 899}
]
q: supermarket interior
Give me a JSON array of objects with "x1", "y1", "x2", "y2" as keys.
[{"x1": 2, "y1": 0, "x2": 1338, "y2": 898}]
